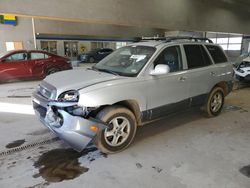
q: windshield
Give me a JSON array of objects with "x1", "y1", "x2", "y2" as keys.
[{"x1": 94, "y1": 46, "x2": 156, "y2": 77}]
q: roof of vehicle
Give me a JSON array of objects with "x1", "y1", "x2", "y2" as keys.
[
  {"x1": 0, "y1": 49, "x2": 67, "y2": 59},
  {"x1": 1, "y1": 49, "x2": 52, "y2": 54}
]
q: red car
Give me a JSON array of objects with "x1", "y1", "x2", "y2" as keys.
[{"x1": 0, "y1": 50, "x2": 72, "y2": 83}]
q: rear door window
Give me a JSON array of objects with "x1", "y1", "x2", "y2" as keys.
[
  {"x1": 205, "y1": 45, "x2": 227, "y2": 64},
  {"x1": 184, "y1": 45, "x2": 212, "y2": 69}
]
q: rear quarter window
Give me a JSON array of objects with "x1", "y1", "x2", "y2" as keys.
[{"x1": 205, "y1": 45, "x2": 228, "y2": 64}]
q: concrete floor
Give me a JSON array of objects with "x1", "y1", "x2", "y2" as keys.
[{"x1": 0, "y1": 78, "x2": 249, "y2": 188}]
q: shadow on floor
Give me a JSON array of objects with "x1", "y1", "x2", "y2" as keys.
[{"x1": 135, "y1": 109, "x2": 203, "y2": 144}]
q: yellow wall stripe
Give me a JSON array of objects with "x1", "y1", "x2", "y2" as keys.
[{"x1": 3, "y1": 15, "x2": 16, "y2": 20}]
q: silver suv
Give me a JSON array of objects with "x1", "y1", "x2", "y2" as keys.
[{"x1": 33, "y1": 37, "x2": 233, "y2": 153}]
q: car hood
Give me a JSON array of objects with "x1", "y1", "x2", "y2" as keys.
[{"x1": 44, "y1": 68, "x2": 122, "y2": 93}]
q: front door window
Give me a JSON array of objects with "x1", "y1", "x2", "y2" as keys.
[
  {"x1": 6, "y1": 52, "x2": 27, "y2": 62},
  {"x1": 154, "y1": 46, "x2": 183, "y2": 72}
]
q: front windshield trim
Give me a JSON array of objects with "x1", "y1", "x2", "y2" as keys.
[{"x1": 93, "y1": 45, "x2": 156, "y2": 77}]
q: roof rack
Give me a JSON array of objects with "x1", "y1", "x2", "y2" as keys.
[{"x1": 141, "y1": 36, "x2": 213, "y2": 43}]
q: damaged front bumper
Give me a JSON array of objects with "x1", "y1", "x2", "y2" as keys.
[{"x1": 32, "y1": 91, "x2": 106, "y2": 152}]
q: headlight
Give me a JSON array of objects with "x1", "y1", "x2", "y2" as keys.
[{"x1": 58, "y1": 90, "x2": 79, "y2": 102}]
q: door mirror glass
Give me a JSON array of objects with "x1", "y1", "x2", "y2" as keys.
[{"x1": 150, "y1": 64, "x2": 170, "y2": 76}]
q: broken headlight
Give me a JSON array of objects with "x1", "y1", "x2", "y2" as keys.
[
  {"x1": 237, "y1": 69, "x2": 244, "y2": 73},
  {"x1": 58, "y1": 90, "x2": 79, "y2": 102}
]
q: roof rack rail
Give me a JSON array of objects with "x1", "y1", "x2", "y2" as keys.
[
  {"x1": 141, "y1": 36, "x2": 213, "y2": 43},
  {"x1": 141, "y1": 36, "x2": 167, "y2": 41}
]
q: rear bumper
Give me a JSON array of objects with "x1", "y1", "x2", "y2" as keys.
[{"x1": 32, "y1": 92, "x2": 106, "y2": 152}]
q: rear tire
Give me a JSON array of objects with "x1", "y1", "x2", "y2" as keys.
[
  {"x1": 204, "y1": 87, "x2": 224, "y2": 117},
  {"x1": 94, "y1": 106, "x2": 137, "y2": 154}
]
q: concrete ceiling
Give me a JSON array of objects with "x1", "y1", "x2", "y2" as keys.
[
  {"x1": 0, "y1": 0, "x2": 250, "y2": 35},
  {"x1": 212, "y1": 0, "x2": 250, "y2": 11}
]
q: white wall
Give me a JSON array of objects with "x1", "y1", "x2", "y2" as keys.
[{"x1": 0, "y1": 17, "x2": 35, "y2": 52}]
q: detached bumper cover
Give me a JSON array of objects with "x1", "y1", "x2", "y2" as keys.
[{"x1": 32, "y1": 92, "x2": 106, "y2": 152}]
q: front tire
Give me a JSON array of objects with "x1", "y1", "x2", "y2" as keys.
[
  {"x1": 204, "y1": 87, "x2": 224, "y2": 117},
  {"x1": 94, "y1": 106, "x2": 137, "y2": 154}
]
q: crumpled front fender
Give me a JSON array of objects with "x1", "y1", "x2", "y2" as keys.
[{"x1": 40, "y1": 107, "x2": 107, "y2": 152}]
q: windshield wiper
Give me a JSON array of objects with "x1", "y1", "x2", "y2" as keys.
[
  {"x1": 94, "y1": 68, "x2": 119, "y2": 76},
  {"x1": 88, "y1": 66, "x2": 119, "y2": 76},
  {"x1": 87, "y1": 66, "x2": 99, "y2": 72}
]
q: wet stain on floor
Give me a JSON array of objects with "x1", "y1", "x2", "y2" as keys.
[
  {"x1": 28, "y1": 182, "x2": 50, "y2": 188},
  {"x1": 33, "y1": 147, "x2": 98, "y2": 182},
  {"x1": 152, "y1": 166, "x2": 163, "y2": 173},
  {"x1": 136, "y1": 163, "x2": 143, "y2": 169},
  {"x1": 224, "y1": 105, "x2": 242, "y2": 112},
  {"x1": 240, "y1": 164, "x2": 250, "y2": 178},
  {"x1": 7, "y1": 95, "x2": 31, "y2": 98},
  {"x1": 5, "y1": 139, "x2": 25, "y2": 149},
  {"x1": 27, "y1": 129, "x2": 49, "y2": 136}
]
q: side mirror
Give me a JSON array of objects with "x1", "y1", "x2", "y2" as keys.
[{"x1": 150, "y1": 64, "x2": 170, "y2": 76}]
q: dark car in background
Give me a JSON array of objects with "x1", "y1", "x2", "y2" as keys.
[
  {"x1": 0, "y1": 50, "x2": 72, "y2": 83},
  {"x1": 78, "y1": 48, "x2": 113, "y2": 63}
]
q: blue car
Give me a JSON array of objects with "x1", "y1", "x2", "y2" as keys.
[{"x1": 78, "y1": 48, "x2": 113, "y2": 63}]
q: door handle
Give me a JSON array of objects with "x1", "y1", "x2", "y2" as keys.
[
  {"x1": 210, "y1": 72, "x2": 216, "y2": 76},
  {"x1": 178, "y1": 76, "x2": 187, "y2": 81}
]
